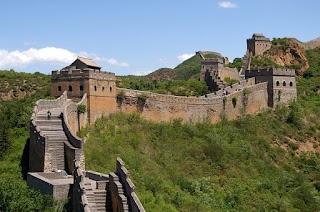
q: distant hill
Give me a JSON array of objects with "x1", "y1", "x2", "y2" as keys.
[
  {"x1": 290, "y1": 37, "x2": 320, "y2": 50},
  {"x1": 146, "y1": 52, "x2": 223, "y2": 81},
  {"x1": 146, "y1": 54, "x2": 202, "y2": 81},
  {"x1": 0, "y1": 70, "x2": 50, "y2": 101}
]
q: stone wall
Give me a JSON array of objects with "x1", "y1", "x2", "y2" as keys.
[
  {"x1": 51, "y1": 69, "x2": 117, "y2": 123},
  {"x1": 73, "y1": 161, "x2": 90, "y2": 212},
  {"x1": 116, "y1": 82, "x2": 268, "y2": 123},
  {"x1": 65, "y1": 93, "x2": 88, "y2": 134},
  {"x1": 115, "y1": 158, "x2": 146, "y2": 212},
  {"x1": 247, "y1": 33, "x2": 272, "y2": 56},
  {"x1": 29, "y1": 91, "x2": 68, "y2": 172},
  {"x1": 109, "y1": 173, "x2": 129, "y2": 211},
  {"x1": 245, "y1": 68, "x2": 297, "y2": 107},
  {"x1": 27, "y1": 172, "x2": 72, "y2": 200},
  {"x1": 62, "y1": 102, "x2": 85, "y2": 172}
]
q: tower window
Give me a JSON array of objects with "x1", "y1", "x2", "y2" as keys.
[
  {"x1": 58, "y1": 86, "x2": 62, "y2": 91},
  {"x1": 68, "y1": 86, "x2": 72, "y2": 91},
  {"x1": 102, "y1": 86, "x2": 105, "y2": 91},
  {"x1": 110, "y1": 87, "x2": 112, "y2": 92},
  {"x1": 80, "y1": 85, "x2": 83, "y2": 91},
  {"x1": 94, "y1": 86, "x2": 97, "y2": 91},
  {"x1": 276, "y1": 81, "x2": 280, "y2": 86},
  {"x1": 283, "y1": 81, "x2": 286, "y2": 86},
  {"x1": 289, "y1": 81, "x2": 293, "y2": 87}
]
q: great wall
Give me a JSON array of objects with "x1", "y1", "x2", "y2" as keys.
[{"x1": 27, "y1": 33, "x2": 297, "y2": 211}]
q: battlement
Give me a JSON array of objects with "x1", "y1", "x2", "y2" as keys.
[
  {"x1": 52, "y1": 68, "x2": 116, "y2": 80},
  {"x1": 246, "y1": 67, "x2": 296, "y2": 77},
  {"x1": 202, "y1": 58, "x2": 224, "y2": 64}
]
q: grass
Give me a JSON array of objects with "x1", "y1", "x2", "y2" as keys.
[{"x1": 81, "y1": 99, "x2": 320, "y2": 211}]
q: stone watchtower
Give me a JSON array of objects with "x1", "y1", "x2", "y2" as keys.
[
  {"x1": 247, "y1": 33, "x2": 272, "y2": 56},
  {"x1": 199, "y1": 51, "x2": 240, "y2": 91},
  {"x1": 51, "y1": 57, "x2": 117, "y2": 123},
  {"x1": 245, "y1": 67, "x2": 297, "y2": 107}
]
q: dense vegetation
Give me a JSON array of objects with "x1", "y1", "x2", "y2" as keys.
[
  {"x1": 0, "y1": 70, "x2": 50, "y2": 99},
  {"x1": 227, "y1": 57, "x2": 243, "y2": 70},
  {"x1": 0, "y1": 71, "x2": 60, "y2": 211},
  {"x1": 81, "y1": 47, "x2": 320, "y2": 211},
  {"x1": 117, "y1": 77, "x2": 210, "y2": 96}
]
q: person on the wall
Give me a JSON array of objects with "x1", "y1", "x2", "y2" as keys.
[{"x1": 47, "y1": 110, "x2": 51, "y2": 120}]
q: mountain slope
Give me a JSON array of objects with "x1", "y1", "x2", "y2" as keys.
[
  {"x1": 146, "y1": 54, "x2": 202, "y2": 81},
  {"x1": 0, "y1": 70, "x2": 50, "y2": 101}
]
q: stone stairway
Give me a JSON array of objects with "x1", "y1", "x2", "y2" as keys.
[
  {"x1": 36, "y1": 108, "x2": 66, "y2": 171},
  {"x1": 84, "y1": 178, "x2": 108, "y2": 211},
  {"x1": 209, "y1": 73, "x2": 226, "y2": 90},
  {"x1": 240, "y1": 50, "x2": 251, "y2": 75}
]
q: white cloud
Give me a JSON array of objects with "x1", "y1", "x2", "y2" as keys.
[
  {"x1": 0, "y1": 47, "x2": 76, "y2": 69},
  {"x1": 0, "y1": 47, "x2": 129, "y2": 69},
  {"x1": 218, "y1": 1, "x2": 238, "y2": 8},
  {"x1": 129, "y1": 70, "x2": 153, "y2": 76},
  {"x1": 177, "y1": 53, "x2": 194, "y2": 62},
  {"x1": 102, "y1": 58, "x2": 129, "y2": 67}
]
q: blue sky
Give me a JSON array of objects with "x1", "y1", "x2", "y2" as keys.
[{"x1": 0, "y1": 0, "x2": 319, "y2": 75}]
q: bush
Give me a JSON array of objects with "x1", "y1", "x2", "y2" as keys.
[
  {"x1": 137, "y1": 93, "x2": 148, "y2": 104},
  {"x1": 232, "y1": 97, "x2": 237, "y2": 107},
  {"x1": 117, "y1": 91, "x2": 125, "y2": 101},
  {"x1": 77, "y1": 104, "x2": 86, "y2": 114}
]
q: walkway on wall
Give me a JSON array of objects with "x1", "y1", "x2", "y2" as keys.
[
  {"x1": 240, "y1": 50, "x2": 251, "y2": 75},
  {"x1": 35, "y1": 107, "x2": 67, "y2": 171}
]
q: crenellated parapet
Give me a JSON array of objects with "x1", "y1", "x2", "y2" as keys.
[
  {"x1": 201, "y1": 57, "x2": 224, "y2": 64},
  {"x1": 246, "y1": 67, "x2": 296, "y2": 77},
  {"x1": 52, "y1": 68, "x2": 116, "y2": 81}
]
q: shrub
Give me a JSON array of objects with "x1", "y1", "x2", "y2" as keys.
[
  {"x1": 117, "y1": 90, "x2": 125, "y2": 101},
  {"x1": 137, "y1": 93, "x2": 147, "y2": 104},
  {"x1": 232, "y1": 97, "x2": 237, "y2": 107},
  {"x1": 77, "y1": 104, "x2": 86, "y2": 114}
]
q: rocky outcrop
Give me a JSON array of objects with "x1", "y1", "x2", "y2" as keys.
[{"x1": 260, "y1": 39, "x2": 309, "y2": 76}]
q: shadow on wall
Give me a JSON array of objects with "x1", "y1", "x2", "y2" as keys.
[{"x1": 20, "y1": 138, "x2": 30, "y2": 180}]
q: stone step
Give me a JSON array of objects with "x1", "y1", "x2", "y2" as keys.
[
  {"x1": 36, "y1": 116, "x2": 61, "y2": 121},
  {"x1": 39, "y1": 126, "x2": 63, "y2": 131},
  {"x1": 41, "y1": 131, "x2": 64, "y2": 136},
  {"x1": 36, "y1": 120, "x2": 62, "y2": 126}
]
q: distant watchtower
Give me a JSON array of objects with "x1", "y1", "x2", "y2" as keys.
[
  {"x1": 198, "y1": 51, "x2": 240, "y2": 91},
  {"x1": 247, "y1": 33, "x2": 272, "y2": 56},
  {"x1": 51, "y1": 57, "x2": 117, "y2": 123}
]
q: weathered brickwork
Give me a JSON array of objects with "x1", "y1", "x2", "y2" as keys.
[
  {"x1": 247, "y1": 33, "x2": 272, "y2": 56},
  {"x1": 50, "y1": 58, "x2": 296, "y2": 125},
  {"x1": 200, "y1": 57, "x2": 240, "y2": 91},
  {"x1": 117, "y1": 82, "x2": 268, "y2": 123},
  {"x1": 52, "y1": 69, "x2": 117, "y2": 123},
  {"x1": 245, "y1": 68, "x2": 297, "y2": 107}
]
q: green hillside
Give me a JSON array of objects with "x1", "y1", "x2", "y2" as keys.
[
  {"x1": 0, "y1": 71, "x2": 59, "y2": 211},
  {"x1": 82, "y1": 48, "x2": 320, "y2": 211},
  {"x1": 0, "y1": 70, "x2": 50, "y2": 100}
]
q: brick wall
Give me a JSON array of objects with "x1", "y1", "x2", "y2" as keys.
[{"x1": 116, "y1": 82, "x2": 268, "y2": 123}]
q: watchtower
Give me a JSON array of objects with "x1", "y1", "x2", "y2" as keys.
[
  {"x1": 51, "y1": 57, "x2": 117, "y2": 123},
  {"x1": 247, "y1": 33, "x2": 272, "y2": 56},
  {"x1": 245, "y1": 67, "x2": 297, "y2": 107}
]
